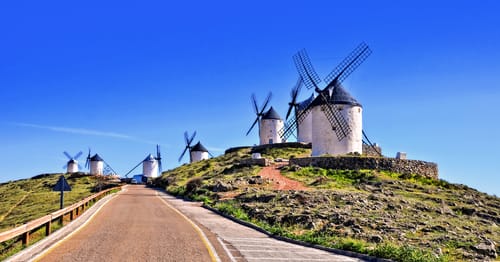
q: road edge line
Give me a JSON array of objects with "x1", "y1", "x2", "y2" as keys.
[{"x1": 156, "y1": 192, "x2": 221, "y2": 262}]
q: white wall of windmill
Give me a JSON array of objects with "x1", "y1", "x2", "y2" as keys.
[
  {"x1": 259, "y1": 119, "x2": 284, "y2": 145},
  {"x1": 143, "y1": 159, "x2": 159, "y2": 178},
  {"x1": 190, "y1": 151, "x2": 209, "y2": 163},
  {"x1": 90, "y1": 160, "x2": 104, "y2": 175},
  {"x1": 311, "y1": 104, "x2": 363, "y2": 156},
  {"x1": 67, "y1": 161, "x2": 79, "y2": 173},
  {"x1": 297, "y1": 110, "x2": 313, "y2": 143}
]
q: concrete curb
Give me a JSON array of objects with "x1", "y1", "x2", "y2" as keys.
[{"x1": 202, "y1": 204, "x2": 393, "y2": 262}]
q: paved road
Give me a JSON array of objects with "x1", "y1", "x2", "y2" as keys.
[
  {"x1": 37, "y1": 186, "x2": 217, "y2": 262},
  {"x1": 35, "y1": 186, "x2": 363, "y2": 262},
  {"x1": 161, "y1": 192, "x2": 363, "y2": 262}
]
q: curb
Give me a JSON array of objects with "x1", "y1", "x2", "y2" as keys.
[{"x1": 202, "y1": 204, "x2": 392, "y2": 262}]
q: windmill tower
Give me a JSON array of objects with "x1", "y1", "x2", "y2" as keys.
[
  {"x1": 246, "y1": 92, "x2": 284, "y2": 145},
  {"x1": 179, "y1": 132, "x2": 213, "y2": 163},
  {"x1": 63, "y1": 151, "x2": 83, "y2": 173},
  {"x1": 143, "y1": 145, "x2": 162, "y2": 178},
  {"x1": 291, "y1": 43, "x2": 371, "y2": 156},
  {"x1": 190, "y1": 142, "x2": 210, "y2": 162},
  {"x1": 85, "y1": 150, "x2": 104, "y2": 175}
]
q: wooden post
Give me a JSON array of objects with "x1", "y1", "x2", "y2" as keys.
[
  {"x1": 76, "y1": 206, "x2": 79, "y2": 216},
  {"x1": 45, "y1": 221, "x2": 51, "y2": 236},
  {"x1": 22, "y1": 231, "x2": 29, "y2": 246},
  {"x1": 70, "y1": 210, "x2": 74, "y2": 221}
]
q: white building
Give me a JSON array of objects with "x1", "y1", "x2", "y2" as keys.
[
  {"x1": 142, "y1": 154, "x2": 159, "y2": 178},
  {"x1": 296, "y1": 94, "x2": 315, "y2": 143},
  {"x1": 90, "y1": 154, "x2": 104, "y2": 175},
  {"x1": 259, "y1": 107, "x2": 284, "y2": 145},
  {"x1": 66, "y1": 159, "x2": 79, "y2": 173},
  {"x1": 311, "y1": 85, "x2": 363, "y2": 156},
  {"x1": 190, "y1": 142, "x2": 209, "y2": 163}
]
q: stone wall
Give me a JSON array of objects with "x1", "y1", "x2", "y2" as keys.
[
  {"x1": 240, "y1": 158, "x2": 270, "y2": 167},
  {"x1": 289, "y1": 156, "x2": 438, "y2": 179}
]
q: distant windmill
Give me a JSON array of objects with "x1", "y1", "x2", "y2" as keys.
[
  {"x1": 178, "y1": 131, "x2": 213, "y2": 163},
  {"x1": 85, "y1": 148, "x2": 118, "y2": 175},
  {"x1": 246, "y1": 92, "x2": 284, "y2": 145},
  {"x1": 281, "y1": 42, "x2": 376, "y2": 156},
  {"x1": 62, "y1": 151, "x2": 83, "y2": 173},
  {"x1": 124, "y1": 145, "x2": 163, "y2": 179}
]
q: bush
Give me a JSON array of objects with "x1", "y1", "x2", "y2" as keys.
[{"x1": 186, "y1": 177, "x2": 203, "y2": 193}]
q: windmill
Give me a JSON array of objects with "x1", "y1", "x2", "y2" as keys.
[
  {"x1": 178, "y1": 131, "x2": 213, "y2": 163},
  {"x1": 246, "y1": 92, "x2": 284, "y2": 145},
  {"x1": 281, "y1": 42, "x2": 373, "y2": 156},
  {"x1": 84, "y1": 148, "x2": 118, "y2": 175},
  {"x1": 123, "y1": 144, "x2": 163, "y2": 179},
  {"x1": 62, "y1": 151, "x2": 83, "y2": 173}
]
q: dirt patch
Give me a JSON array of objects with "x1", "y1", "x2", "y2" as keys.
[{"x1": 258, "y1": 164, "x2": 308, "y2": 191}]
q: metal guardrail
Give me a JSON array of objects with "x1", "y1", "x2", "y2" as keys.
[{"x1": 0, "y1": 186, "x2": 121, "y2": 246}]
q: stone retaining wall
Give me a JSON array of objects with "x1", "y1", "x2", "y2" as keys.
[
  {"x1": 240, "y1": 158, "x2": 270, "y2": 167},
  {"x1": 290, "y1": 157, "x2": 438, "y2": 179}
]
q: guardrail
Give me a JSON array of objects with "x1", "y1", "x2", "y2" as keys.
[{"x1": 0, "y1": 186, "x2": 121, "y2": 247}]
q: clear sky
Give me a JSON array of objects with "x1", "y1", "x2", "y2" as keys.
[{"x1": 1, "y1": 1, "x2": 499, "y2": 196}]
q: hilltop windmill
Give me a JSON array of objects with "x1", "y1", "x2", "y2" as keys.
[
  {"x1": 124, "y1": 145, "x2": 163, "y2": 179},
  {"x1": 246, "y1": 92, "x2": 284, "y2": 145},
  {"x1": 85, "y1": 148, "x2": 118, "y2": 175},
  {"x1": 62, "y1": 151, "x2": 83, "y2": 173},
  {"x1": 178, "y1": 131, "x2": 213, "y2": 163},
  {"x1": 281, "y1": 42, "x2": 374, "y2": 156},
  {"x1": 279, "y1": 77, "x2": 315, "y2": 143}
]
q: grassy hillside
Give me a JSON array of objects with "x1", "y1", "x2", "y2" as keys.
[
  {"x1": 0, "y1": 173, "x2": 119, "y2": 232},
  {"x1": 155, "y1": 147, "x2": 500, "y2": 262}
]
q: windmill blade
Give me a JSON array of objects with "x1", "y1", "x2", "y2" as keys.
[
  {"x1": 124, "y1": 159, "x2": 143, "y2": 178},
  {"x1": 286, "y1": 77, "x2": 302, "y2": 120},
  {"x1": 73, "y1": 151, "x2": 83, "y2": 160},
  {"x1": 362, "y1": 130, "x2": 382, "y2": 156},
  {"x1": 178, "y1": 146, "x2": 189, "y2": 162},
  {"x1": 317, "y1": 91, "x2": 351, "y2": 141},
  {"x1": 63, "y1": 151, "x2": 72, "y2": 160},
  {"x1": 188, "y1": 131, "x2": 197, "y2": 145},
  {"x1": 62, "y1": 164, "x2": 68, "y2": 170},
  {"x1": 85, "y1": 148, "x2": 91, "y2": 169},
  {"x1": 293, "y1": 49, "x2": 322, "y2": 90},
  {"x1": 156, "y1": 144, "x2": 162, "y2": 176},
  {"x1": 259, "y1": 92, "x2": 272, "y2": 115},
  {"x1": 246, "y1": 117, "x2": 260, "y2": 136},
  {"x1": 251, "y1": 93, "x2": 259, "y2": 114},
  {"x1": 278, "y1": 116, "x2": 299, "y2": 142},
  {"x1": 102, "y1": 159, "x2": 118, "y2": 175},
  {"x1": 324, "y1": 42, "x2": 372, "y2": 88},
  {"x1": 208, "y1": 151, "x2": 214, "y2": 158},
  {"x1": 184, "y1": 131, "x2": 189, "y2": 145}
]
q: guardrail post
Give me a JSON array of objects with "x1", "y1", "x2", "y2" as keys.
[
  {"x1": 70, "y1": 210, "x2": 74, "y2": 221},
  {"x1": 45, "y1": 221, "x2": 51, "y2": 236},
  {"x1": 22, "y1": 232, "x2": 29, "y2": 246}
]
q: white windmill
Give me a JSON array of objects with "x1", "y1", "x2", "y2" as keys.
[
  {"x1": 62, "y1": 151, "x2": 83, "y2": 173},
  {"x1": 179, "y1": 131, "x2": 213, "y2": 163},
  {"x1": 123, "y1": 145, "x2": 163, "y2": 180},
  {"x1": 246, "y1": 93, "x2": 284, "y2": 145},
  {"x1": 286, "y1": 43, "x2": 379, "y2": 156},
  {"x1": 84, "y1": 149, "x2": 104, "y2": 175}
]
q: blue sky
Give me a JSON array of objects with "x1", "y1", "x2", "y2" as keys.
[{"x1": 1, "y1": 1, "x2": 499, "y2": 196}]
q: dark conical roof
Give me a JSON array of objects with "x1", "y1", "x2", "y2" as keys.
[
  {"x1": 143, "y1": 154, "x2": 155, "y2": 161},
  {"x1": 90, "y1": 154, "x2": 103, "y2": 161},
  {"x1": 297, "y1": 93, "x2": 315, "y2": 112},
  {"x1": 191, "y1": 141, "x2": 208, "y2": 152},
  {"x1": 262, "y1": 106, "x2": 282, "y2": 120},
  {"x1": 68, "y1": 159, "x2": 77, "y2": 164},
  {"x1": 330, "y1": 85, "x2": 362, "y2": 107}
]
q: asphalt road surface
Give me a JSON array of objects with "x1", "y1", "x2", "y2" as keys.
[{"x1": 37, "y1": 186, "x2": 218, "y2": 262}]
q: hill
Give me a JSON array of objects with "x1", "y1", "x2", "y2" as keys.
[
  {"x1": 155, "y1": 146, "x2": 499, "y2": 262},
  {"x1": 0, "y1": 173, "x2": 119, "y2": 232}
]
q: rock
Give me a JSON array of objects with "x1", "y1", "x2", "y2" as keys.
[
  {"x1": 248, "y1": 176, "x2": 264, "y2": 185},
  {"x1": 473, "y1": 239, "x2": 497, "y2": 258},
  {"x1": 370, "y1": 235, "x2": 383, "y2": 243},
  {"x1": 213, "y1": 181, "x2": 233, "y2": 192}
]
